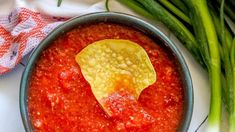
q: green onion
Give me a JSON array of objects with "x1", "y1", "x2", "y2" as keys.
[
  {"x1": 118, "y1": 0, "x2": 154, "y2": 20},
  {"x1": 57, "y1": 0, "x2": 63, "y2": 7},
  {"x1": 183, "y1": 0, "x2": 222, "y2": 131},
  {"x1": 219, "y1": 1, "x2": 235, "y2": 131},
  {"x1": 105, "y1": 0, "x2": 110, "y2": 12},
  {"x1": 158, "y1": 0, "x2": 191, "y2": 25},
  {"x1": 230, "y1": 37, "x2": 235, "y2": 132},
  {"x1": 169, "y1": 0, "x2": 188, "y2": 14}
]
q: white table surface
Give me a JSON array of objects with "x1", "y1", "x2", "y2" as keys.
[{"x1": 0, "y1": 0, "x2": 229, "y2": 132}]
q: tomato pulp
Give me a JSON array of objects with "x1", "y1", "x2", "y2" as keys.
[{"x1": 28, "y1": 23, "x2": 184, "y2": 132}]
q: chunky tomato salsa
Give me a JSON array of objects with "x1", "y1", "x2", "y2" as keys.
[{"x1": 28, "y1": 23, "x2": 184, "y2": 132}]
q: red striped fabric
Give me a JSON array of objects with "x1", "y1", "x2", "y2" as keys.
[{"x1": 0, "y1": 8, "x2": 64, "y2": 75}]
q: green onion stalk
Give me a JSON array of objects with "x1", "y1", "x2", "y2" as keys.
[
  {"x1": 220, "y1": 1, "x2": 235, "y2": 131},
  {"x1": 158, "y1": 0, "x2": 191, "y2": 25},
  {"x1": 181, "y1": 0, "x2": 222, "y2": 131},
  {"x1": 57, "y1": 0, "x2": 63, "y2": 7},
  {"x1": 117, "y1": 0, "x2": 154, "y2": 20},
  {"x1": 169, "y1": 0, "x2": 188, "y2": 14},
  {"x1": 209, "y1": 1, "x2": 235, "y2": 131},
  {"x1": 231, "y1": 38, "x2": 235, "y2": 132}
]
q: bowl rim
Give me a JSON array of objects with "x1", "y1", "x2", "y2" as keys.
[{"x1": 20, "y1": 12, "x2": 194, "y2": 132}]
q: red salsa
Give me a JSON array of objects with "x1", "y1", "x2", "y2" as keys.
[{"x1": 28, "y1": 23, "x2": 184, "y2": 132}]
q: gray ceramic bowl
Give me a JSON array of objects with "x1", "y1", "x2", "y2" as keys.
[{"x1": 20, "y1": 12, "x2": 193, "y2": 132}]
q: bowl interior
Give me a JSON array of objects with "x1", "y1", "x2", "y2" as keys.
[{"x1": 20, "y1": 12, "x2": 193, "y2": 132}]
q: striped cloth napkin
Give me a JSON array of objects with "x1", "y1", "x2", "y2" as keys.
[{"x1": 0, "y1": 0, "x2": 106, "y2": 75}]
